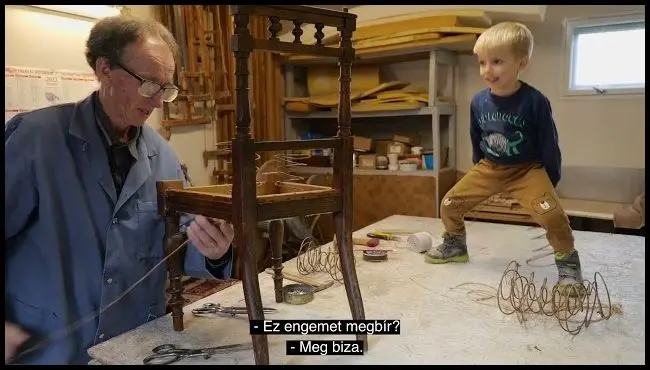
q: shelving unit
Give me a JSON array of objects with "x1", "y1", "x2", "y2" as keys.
[{"x1": 280, "y1": 46, "x2": 462, "y2": 220}]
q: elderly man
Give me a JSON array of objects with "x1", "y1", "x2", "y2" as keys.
[{"x1": 5, "y1": 16, "x2": 234, "y2": 364}]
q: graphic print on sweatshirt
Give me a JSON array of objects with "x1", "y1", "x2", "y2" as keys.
[{"x1": 477, "y1": 111, "x2": 527, "y2": 158}]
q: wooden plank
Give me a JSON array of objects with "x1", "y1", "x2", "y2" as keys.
[
  {"x1": 161, "y1": 117, "x2": 211, "y2": 127},
  {"x1": 253, "y1": 39, "x2": 341, "y2": 57},
  {"x1": 203, "y1": 149, "x2": 232, "y2": 166},
  {"x1": 560, "y1": 198, "x2": 622, "y2": 221},
  {"x1": 468, "y1": 197, "x2": 625, "y2": 223},
  {"x1": 354, "y1": 33, "x2": 443, "y2": 50},
  {"x1": 473, "y1": 204, "x2": 529, "y2": 215},
  {"x1": 284, "y1": 34, "x2": 477, "y2": 64},
  {"x1": 465, "y1": 210, "x2": 534, "y2": 224},
  {"x1": 176, "y1": 94, "x2": 213, "y2": 102},
  {"x1": 234, "y1": 5, "x2": 353, "y2": 28},
  {"x1": 356, "y1": 34, "x2": 477, "y2": 55},
  {"x1": 257, "y1": 195, "x2": 341, "y2": 221},
  {"x1": 356, "y1": 26, "x2": 486, "y2": 43},
  {"x1": 255, "y1": 138, "x2": 338, "y2": 152},
  {"x1": 320, "y1": 10, "x2": 491, "y2": 45}
]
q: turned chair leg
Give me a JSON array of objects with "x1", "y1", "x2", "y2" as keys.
[
  {"x1": 165, "y1": 230, "x2": 186, "y2": 332},
  {"x1": 238, "y1": 219, "x2": 270, "y2": 365},
  {"x1": 269, "y1": 220, "x2": 285, "y2": 303},
  {"x1": 334, "y1": 215, "x2": 368, "y2": 350},
  {"x1": 158, "y1": 180, "x2": 186, "y2": 332}
]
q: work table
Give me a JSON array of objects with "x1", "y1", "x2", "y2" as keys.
[{"x1": 88, "y1": 215, "x2": 645, "y2": 365}]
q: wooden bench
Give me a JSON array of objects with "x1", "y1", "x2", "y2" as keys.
[
  {"x1": 466, "y1": 197, "x2": 623, "y2": 223},
  {"x1": 561, "y1": 198, "x2": 622, "y2": 220},
  {"x1": 464, "y1": 166, "x2": 644, "y2": 234}
]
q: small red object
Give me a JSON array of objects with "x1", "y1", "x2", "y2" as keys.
[{"x1": 367, "y1": 238, "x2": 380, "y2": 248}]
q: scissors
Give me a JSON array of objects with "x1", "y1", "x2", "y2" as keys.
[
  {"x1": 143, "y1": 343, "x2": 254, "y2": 365},
  {"x1": 191, "y1": 302, "x2": 277, "y2": 317}
]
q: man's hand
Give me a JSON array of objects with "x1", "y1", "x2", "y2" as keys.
[
  {"x1": 5, "y1": 322, "x2": 29, "y2": 364},
  {"x1": 186, "y1": 215, "x2": 234, "y2": 260}
]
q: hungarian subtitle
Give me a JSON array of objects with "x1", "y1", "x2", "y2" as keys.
[{"x1": 249, "y1": 320, "x2": 400, "y2": 356}]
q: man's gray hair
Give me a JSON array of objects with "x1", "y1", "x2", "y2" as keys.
[{"x1": 85, "y1": 15, "x2": 180, "y2": 69}]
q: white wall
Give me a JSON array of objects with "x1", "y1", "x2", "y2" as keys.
[
  {"x1": 454, "y1": 5, "x2": 645, "y2": 172},
  {"x1": 366, "y1": 5, "x2": 645, "y2": 172},
  {"x1": 5, "y1": 5, "x2": 214, "y2": 186},
  {"x1": 5, "y1": 5, "x2": 95, "y2": 71}
]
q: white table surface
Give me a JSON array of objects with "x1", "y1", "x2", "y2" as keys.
[{"x1": 88, "y1": 215, "x2": 645, "y2": 365}]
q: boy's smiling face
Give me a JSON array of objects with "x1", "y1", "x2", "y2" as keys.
[{"x1": 476, "y1": 46, "x2": 528, "y2": 97}]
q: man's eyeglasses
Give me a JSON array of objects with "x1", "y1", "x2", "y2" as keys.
[{"x1": 113, "y1": 61, "x2": 179, "y2": 103}]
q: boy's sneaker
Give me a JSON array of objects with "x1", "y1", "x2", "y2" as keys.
[
  {"x1": 424, "y1": 233, "x2": 469, "y2": 264},
  {"x1": 554, "y1": 250, "x2": 587, "y2": 296}
]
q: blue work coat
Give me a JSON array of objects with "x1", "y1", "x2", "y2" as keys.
[{"x1": 5, "y1": 94, "x2": 234, "y2": 364}]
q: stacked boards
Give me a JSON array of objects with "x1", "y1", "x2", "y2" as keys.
[
  {"x1": 284, "y1": 9, "x2": 493, "y2": 63},
  {"x1": 467, "y1": 193, "x2": 534, "y2": 224},
  {"x1": 283, "y1": 9, "x2": 493, "y2": 113},
  {"x1": 285, "y1": 64, "x2": 429, "y2": 113}
]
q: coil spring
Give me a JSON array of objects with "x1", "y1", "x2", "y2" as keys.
[
  {"x1": 295, "y1": 236, "x2": 353, "y2": 284},
  {"x1": 496, "y1": 260, "x2": 614, "y2": 335}
]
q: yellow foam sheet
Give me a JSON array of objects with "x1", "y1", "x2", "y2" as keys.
[
  {"x1": 351, "y1": 101, "x2": 425, "y2": 112},
  {"x1": 304, "y1": 91, "x2": 365, "y2": 108},
  {"x1": 355, "y1": 33, "x2": 443, "y2": 50},
  {"x1": 357, "y1": 34, "x2": 478, "y2": 55},
  {"x1": 286, "y1": 33, "x2": 479, "y2": 63},
  {"x1": 357, "y1": 81, "x2": 410, "y2": 99},
  {"x1": 285, "y1": 101, "x2": 313, "y2": 112},
  {"x1": 375, "y1": 95, "x2": 429, "y2": 104},
  {"x1": 307, "y1": 81, "x2": 411, "y2": 108},
  {"x1": 287, "y1": 93, "x2": 429, "y2": 112},
  {"x1": 284, "y1": 89, "x2": 429, "y2": 104},
  {"x1": 376, "y1": 89, "x2": 428, "y2": 99},
  {"x1": 307, "y1": 65, "x2": 380, "y2": 97},
  {"x1": 284, "y1": 97, "x2": 310, "y2": 103},
  {"x1": 321, "y1": 9, "x2": 491, "y2": 45},
  {"x1": 356, "y1": 26, "x2": 487, "y2": 45}
]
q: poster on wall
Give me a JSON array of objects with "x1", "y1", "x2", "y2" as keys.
[{"x1": 5, "y1": 66, "x2": 99, "y2": 124}]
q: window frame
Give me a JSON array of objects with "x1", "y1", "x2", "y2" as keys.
[{"x1": 562, "y1": 12, "x2": 645, "y2": 97}]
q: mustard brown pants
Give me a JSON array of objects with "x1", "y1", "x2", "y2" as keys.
[{"x1": 440, "y1": 159, "x2": 575, "y2": 253}]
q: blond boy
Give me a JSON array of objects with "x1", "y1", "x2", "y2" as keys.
[{"x1": 425, "y1": 22, "x2": 584, "y2": 289}]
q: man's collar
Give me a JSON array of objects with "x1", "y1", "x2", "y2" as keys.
[{"x1": 92, "y1": 91, "x2": 140, "y2": 159}]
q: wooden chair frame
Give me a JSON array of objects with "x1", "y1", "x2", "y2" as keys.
[{"x1": 156, "y1": 5, "x2": 364, "y2": 365}]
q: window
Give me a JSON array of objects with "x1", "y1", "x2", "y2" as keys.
[{"x1": 564, "y1": 13, "x2": 645, "y2": 96}]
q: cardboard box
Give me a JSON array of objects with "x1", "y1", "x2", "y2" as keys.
[
  {"x1": 353, "y1": 136, "x2": 373, "y2": 152},
  {"x1": 387, "y1": 142, "x2": 409, "y2": 156},
  {"x1": 392, "y1": 133, "x2": 421, "y2": 146},
  {"x1": 374, "y1": 139, "x2": 393, "y2": 156},
  {"x1": 358, "y1": 154, "x2": 377, "y2": 169}
]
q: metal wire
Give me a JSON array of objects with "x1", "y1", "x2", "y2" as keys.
[
  {"x1": 11, "y1": 238, "x2": 191, "y2": 362},
  {"x1": 496, "y1": 260, "x2": 614, "y2": 336},
  {"x1": 526, "y1": 231, "x2": 554, "y2": 267},
  {"x1": 272, "y1": 152, "x2": 311, "y2": 168},
  {"x1": 295, "y1": 236, "x2": 356, "y2": 284},
  {"x1": 255, "y1": 153, "x2": 309, "y2": 183}
]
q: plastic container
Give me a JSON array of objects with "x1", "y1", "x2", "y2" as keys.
[
  {"x1": 423, "y1": 153, "x2": 435, "y2": 170},
  {"x1": 406, "y1": 232, "x2": 433, "y2": 253},
  {"x1": 399, "y1": 161, "x2": 418, "y2": 172}
]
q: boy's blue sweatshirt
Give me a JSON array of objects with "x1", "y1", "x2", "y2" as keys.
[{"x1": 470, "y1": 81, "x2": 562, "y2": 187}]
